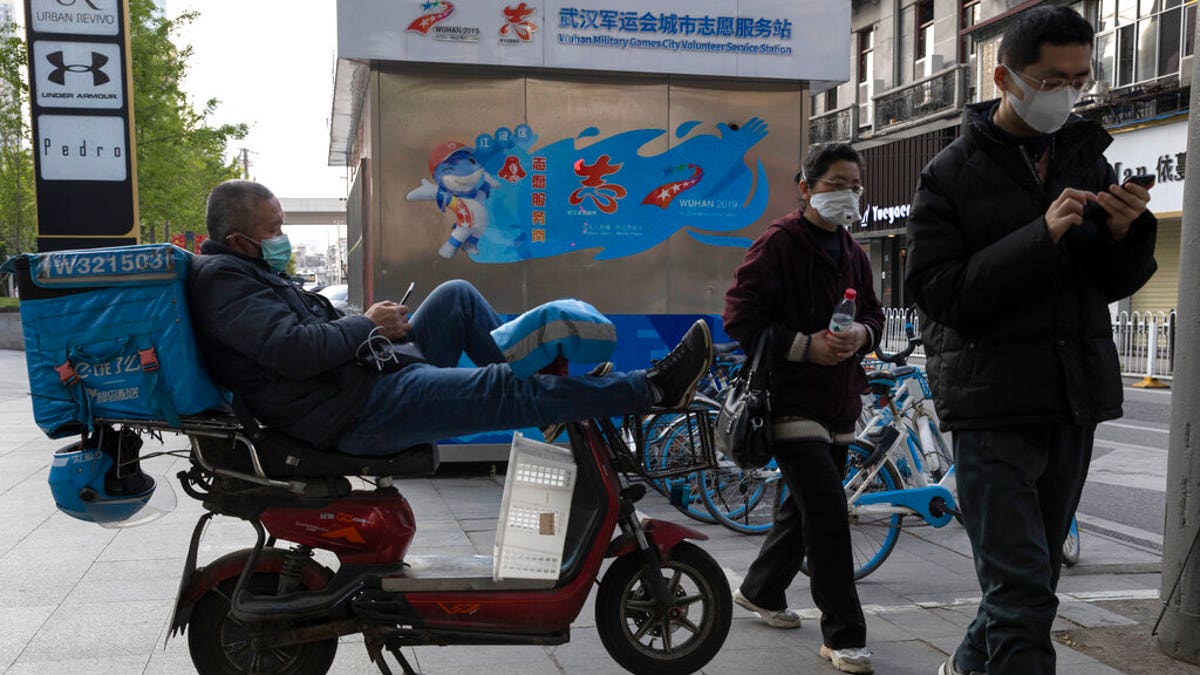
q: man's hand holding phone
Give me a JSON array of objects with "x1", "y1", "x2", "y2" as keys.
[{"x1": 1096, "y1": 174, "x2": 1154, "y2": 241}]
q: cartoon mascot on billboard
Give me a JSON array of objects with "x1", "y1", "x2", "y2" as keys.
[{"x1": 407, "y1": 141, "x2": 500, "y2": 259}]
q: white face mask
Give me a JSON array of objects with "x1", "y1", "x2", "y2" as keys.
[
  {"x1": 809, "y1": 189, "x2": 862, "y2": 227},
  {"x1": 1003, "y1": 65, "x2": 1082, "y2": 134}
]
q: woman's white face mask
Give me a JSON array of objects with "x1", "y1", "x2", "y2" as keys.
[
  {"x1": 809, "y1": 189, "x2": 862, "y2": 228},
  {"x1": 1004, "y1": 65, "x2": 1082, "y2": 134}
]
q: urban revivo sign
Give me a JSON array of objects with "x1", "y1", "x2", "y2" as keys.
[
  {"x1": 30, "y1": 0, "x2": 119, "y2": 36},
  {"x1": 24, "y1": 0, "x2": 138, "y2": 251}
]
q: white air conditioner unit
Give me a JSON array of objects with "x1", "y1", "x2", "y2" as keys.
[{"x1": 916, "y1": 54, "x2": 944, "y2": 79}]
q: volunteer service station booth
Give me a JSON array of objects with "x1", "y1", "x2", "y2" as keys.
[{"x1": 329, "y1": 0, "x2": 850, "y2": 458}]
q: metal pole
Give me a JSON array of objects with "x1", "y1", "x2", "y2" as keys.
[{"x1": 1156, "y1": 8, "x2": 1200, "y2": 662}]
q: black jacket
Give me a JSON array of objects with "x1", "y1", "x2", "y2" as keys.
[
  {"x1": 188, "y1": 240, "x2": 378, "y2": 445},
  {"x1": 724, "y1": 211, "x2": 885, "y2": 432},
  {"x1": 905, "y1": 102, "x2": 1157, "y2": 430}
]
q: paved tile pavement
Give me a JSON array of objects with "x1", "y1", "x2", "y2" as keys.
[{"x1": 0, "y1": 349, "x2": 1184, "y2": 674}]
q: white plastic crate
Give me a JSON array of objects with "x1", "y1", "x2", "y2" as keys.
[{"x1": 493, "y1": 432, "x2": 578, "y2": 581}]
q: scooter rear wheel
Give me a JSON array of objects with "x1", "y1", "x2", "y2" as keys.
[
  {"x1": 188, "y1": 573, "x2": 338, "y2": 675},
  {"x1": 595, "y1": 541, "x2": 732, "y2": 675}
]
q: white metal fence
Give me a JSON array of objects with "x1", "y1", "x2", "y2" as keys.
[{"x1": 880, "y1": 308, "x2": 1176, "y2": 380}]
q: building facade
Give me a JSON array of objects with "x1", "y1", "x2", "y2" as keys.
[{"x1": 811, "y1": 0, "x2": 1193, "y2": 313}]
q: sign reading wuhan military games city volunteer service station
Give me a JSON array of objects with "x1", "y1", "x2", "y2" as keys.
[{"x1": 24, "y1": 0, "x2": 139, "y2": 252}]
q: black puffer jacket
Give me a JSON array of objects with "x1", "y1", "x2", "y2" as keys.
[
  {"x1": 188, "y1": 240, "x2": 378, "y2": 445},
  {"x1": 905, "y1": 102, "x2": 1157, "y2": 430}
]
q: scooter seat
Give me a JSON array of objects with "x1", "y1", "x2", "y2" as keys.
[
  {"x1": 94, "y1": 412, "x2": 440, "y2": 480},
  {"x1": 179, "y1": 413, "x2": 440, "y2": 479}
]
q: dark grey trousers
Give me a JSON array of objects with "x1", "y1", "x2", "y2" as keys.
[{"x1": 953, "y1": 424, "x2": 1094, "y2": 674}]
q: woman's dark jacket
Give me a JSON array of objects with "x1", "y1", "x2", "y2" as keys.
[
  {"x1": 188, "y1": 240, "x2": 378, "y2": 445},
  {"x1": 724, "y1": 211, "x2": 885, "y2": 433},
  {"x1": 905, "y1": 102, "x2": 1157, "y2": 431}
]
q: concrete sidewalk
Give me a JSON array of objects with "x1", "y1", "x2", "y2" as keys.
[{"x1": 0, "y1": 348, "x2": 1194, "y2": 674}]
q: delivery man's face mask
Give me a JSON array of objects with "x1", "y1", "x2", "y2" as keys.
[{"x1": 234, "y1": 232, "x2": 292, "y2": 273}]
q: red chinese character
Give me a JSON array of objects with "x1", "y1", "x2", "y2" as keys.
[
  {"x1": 531, "y1": 192, "x2": 546, "y2": 207},
  {"x1": 531, "y1": 228, "x2": 546, "y2": 243},
  {"x1": 532, "y1": 210, "x2": 546, "y2": 225},
  {"x1": 532, "y1": 156, "x2": 547, "y2": 172},
  {"x1": 500, "y1": 3, "x2": 538, "y2": 41},
  {"x1": 532, "y1": 174, "x2": 546, "y2": 189},
  {"x1": 568, "y1": 155, "x2": 626, "y2": 214}
]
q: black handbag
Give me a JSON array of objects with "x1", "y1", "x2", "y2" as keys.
[{"x1": 714, "y1": 329, "x2": 773, "y2": 470}]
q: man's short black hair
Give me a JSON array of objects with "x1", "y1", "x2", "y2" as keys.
[
  {"x1": 205, "y1": 180, "x2": 276, "y2": 241},
  {"x1": 797, "y1": 143, "x2": 865, "y2": 185},
  {"x1": 999, "y1": 5, "x2": 1094, "y2": 71}
]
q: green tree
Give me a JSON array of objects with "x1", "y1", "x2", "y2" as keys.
[
  {"x1": 129, "y1": 0, "x2": 247, "y2": 243},
  {"x1": 0, "y1": 3, "x2": 245, "y2": 258},
  {"x1": 0, "y1": 22, "x2": 35, "y2": 257}
]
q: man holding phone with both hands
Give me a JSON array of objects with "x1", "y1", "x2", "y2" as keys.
[{"x1": 905, "y1": 6, "x2": 1157, "y2": 675}]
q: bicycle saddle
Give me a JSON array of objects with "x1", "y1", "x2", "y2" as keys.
[{"x1": 867, "y1": 371, "x2": 896, "y2": 396}]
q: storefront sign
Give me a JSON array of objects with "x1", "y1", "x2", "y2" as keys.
[
  {"x1": 337, "y1": 0, "x2": 848, "y2": 82},
  {"x1": 1106, "y1": 119, "x2": 1186, "y2": 213},
  {"x1": 24, "y1": 0, "x2": 138, "y2": 251},
  {"x1": 31, "y1": 40, "x2": 124, "y2": 109}
]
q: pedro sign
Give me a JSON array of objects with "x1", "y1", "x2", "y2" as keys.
[{"x1": 24, "y1": 0, "x2": 139, "y2": 252}]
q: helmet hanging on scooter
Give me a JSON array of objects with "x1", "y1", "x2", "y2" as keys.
[{"x1": 47, "y1": 426, "x2": 173, "y2": 527}]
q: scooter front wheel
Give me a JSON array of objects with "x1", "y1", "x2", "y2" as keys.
[
  {"x1": 595, "y1": 541, "x2": 732, "y2": 675},
  {"x1": 188, "y1": 573, "x2": 338, "y2": 675}
]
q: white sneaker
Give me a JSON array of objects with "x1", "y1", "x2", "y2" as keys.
[
  {"x1": 820, "y1": 645, "x2": 873, "y2": 674},
  {"x1": 733, "y1": 589, "x2": 801, "y2": 629}
]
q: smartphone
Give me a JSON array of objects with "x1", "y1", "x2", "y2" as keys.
[
  {"x1": 400, "y1": 282, "x2": 415, "y2": 306},
  {"x1": 1123, "y1": 174, "x2": 1155, "y2": 189}
]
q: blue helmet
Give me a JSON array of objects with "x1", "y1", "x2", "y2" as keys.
[{"x1": 48, "y1": 441, "x2": 158, "y2": 526}]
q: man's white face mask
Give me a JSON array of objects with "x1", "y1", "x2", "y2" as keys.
[
  {"x1": 809, "y1": 189, "x2": 862, "y2": 227},
  {"x1": 1004, "y1": 65, "x2": 1082, "y2": 134}
]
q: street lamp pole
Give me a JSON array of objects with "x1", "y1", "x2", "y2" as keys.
[{"x1": 1156, "y1": 7, "x2": 1200, "y2": 664}]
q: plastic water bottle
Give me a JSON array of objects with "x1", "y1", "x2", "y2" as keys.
[{"x1": 828, "y1": 288, "x2": 857, "y2": 333}]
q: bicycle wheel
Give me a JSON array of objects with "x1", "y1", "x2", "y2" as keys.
[
  {"x1": 699, "y1": 460, "x2": 788, "y2": 535},
  {"x1": 644, "y1": 407, "x2": 719, "y2": 524},
  {"x1": 801, "y1": 445, "x2": 903, "y2": 580}
]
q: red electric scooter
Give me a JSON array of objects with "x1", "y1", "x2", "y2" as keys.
[{"x1": 106, "y1": 404, "x2": 730, "y2": 675}]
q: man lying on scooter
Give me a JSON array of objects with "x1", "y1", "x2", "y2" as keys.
[{"x1": 188, "y1": 180, "x2": 713, "y2": 455}]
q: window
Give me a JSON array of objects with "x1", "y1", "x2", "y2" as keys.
[
  {"x1": 826, "y1": 87, "x2": 839, "y2": 111},
  {"x1": 1186, "y1": 1, "x2": 1197, "y2": 56},
  {"x1": 857, "y1": 26, "x2": 876, "y2": 128},
  {"x1": 975, "y1": 34, "x2": 1002, "y2": 103},
  {"x1": 916, "y1": 0, "x2": 935, "y2": 62},
  {"x1": 1094, "y1": 0, "x2": 1193, "y2": 87},
  {"x1": 857, "y1": 26, "x2": 875, "y2": 86},
  {"x1": 961, "y1": 0, "x2": 981, "y2": 30},
  {"x1": 960, "y1": 0, "x2": 982, "y2": 63}
]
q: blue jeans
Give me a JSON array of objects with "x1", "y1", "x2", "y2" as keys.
[{"x1": 335, "y1": 280, "x2": 654, "y2": 455}]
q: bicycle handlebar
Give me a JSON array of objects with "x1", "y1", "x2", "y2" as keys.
[{"x1": 872, "y1": 322, "x2": 922, "y2": 366}]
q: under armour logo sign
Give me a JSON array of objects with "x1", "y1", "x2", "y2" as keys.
[
  {"x1": 56, "y1": 0, "x2": 102, "y2": 9},
  {"x1": 46, "y1": 51, "x2": 110, "y2": 86}
]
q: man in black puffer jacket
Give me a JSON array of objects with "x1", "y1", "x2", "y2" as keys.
[{"x1": 906, "y1": 7, "x2": 1156, "y2": 675}]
